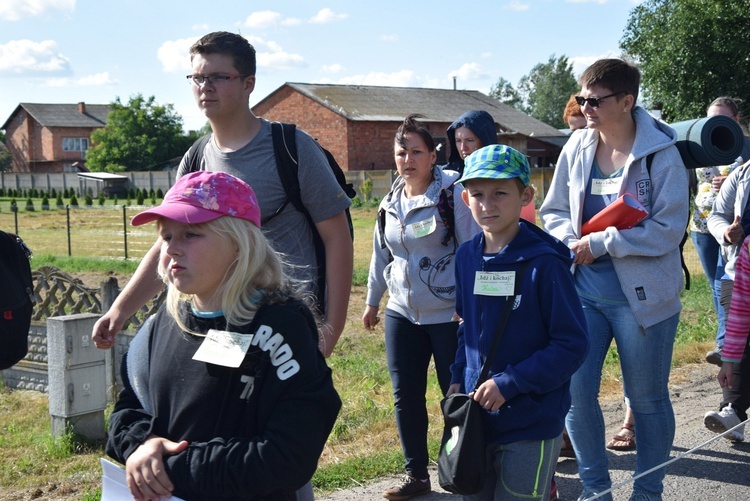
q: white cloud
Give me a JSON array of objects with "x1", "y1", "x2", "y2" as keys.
[
  {"x1": 322, "y1": 63, "x2": 344, "y2": 74},
  {"x1": 43, "y1": 71, "x2": 118, "y2": 87},
  {"x1": 450, "y1": 62, "x2": 489, "y2": 82},
  {"x1": 0, "y1": 0, "x2": 75, "y2": 21},
  {"x1": 257, "y1": 40, "x2": 306, "y2": 71},
  {"x1": 281, "y1": 17, "x2": 303, "y2": 27},
  {"x1": 244, "y1": 10, "x2": 283, "y2": 29},
  {"x1": 481, "y1": 52, "x2": 493, "y2": 59},
  {"x1": 504, "y1": 1, "x2": 530, "y2": 11},
  {"x1": 157, "y1": 37, "x2": 198, "y2": 73},
  {"x1": 0, "y1": 39, "x2": 70, "y2": 76},
  {"x1": 310, "y1": 8, "x2": 347, "y2": 24},
  {"x1": 569, "y1": 51, "x2": 620, "y2": 78},
  {"x1": 381, "y1": 34, "x2": 399, "y2": 43}
]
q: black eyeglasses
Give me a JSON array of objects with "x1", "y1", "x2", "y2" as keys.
[
  {"x1": 186, "y1": 74, "x2": 247, "y2": 86},
  {"x1": 574, "y1": 91, "x2": 626, "y2": 109}
]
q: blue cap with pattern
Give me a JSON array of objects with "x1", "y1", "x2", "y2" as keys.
[{"x1": 456, "y1": 144, "x2": 530, "y2": 186}]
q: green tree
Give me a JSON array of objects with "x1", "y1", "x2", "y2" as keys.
[
  {"x1": 516, "y1": 55, "x2": 579, "y2": 129},
  {"x1": 489, "y1": 77, "x2": 524, "y2": 111},
  {"x1": 86, "y1": 95, "x2": 195, "y2": 172},
  {"x1": 621, "y1": 0, "x2": 750, "y2": 122}
]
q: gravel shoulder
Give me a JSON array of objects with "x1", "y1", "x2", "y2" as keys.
[{"x1": 319, "y1": 362, "x2": 750, "y2": 500}]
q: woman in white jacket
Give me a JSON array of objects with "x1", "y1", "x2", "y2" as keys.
[
  {"x1": 541, "y1": 59, "x2": 688, "y2": 501},
  {"x1": 362, "y1": 114, "x2": 479, "y2": 499}
]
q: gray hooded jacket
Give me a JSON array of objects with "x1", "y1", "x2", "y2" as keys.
[{"x1": 541, "y1": 107, "x2": 688, "y2": 328}]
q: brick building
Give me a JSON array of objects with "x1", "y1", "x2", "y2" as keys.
[
  {"x1": 1, "y1": 102, "x2": 110, "y2": 173},
  {"x1": 252, "y1": 83, "x2": 568, "y2": 171}
]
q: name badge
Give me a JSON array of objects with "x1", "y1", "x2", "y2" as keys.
[
  {"x1": 409, "y1": 215, "x2": 437, "y2": 238},
  {"x1": 591, "y1": 178, "x2": 622, "y2": 195},
  {"x1": 474, "y1": 271, "x2": 515, "y2": 296},
  {"x1": 192, "y1": 329, "x2": 253, "y2": 368}
]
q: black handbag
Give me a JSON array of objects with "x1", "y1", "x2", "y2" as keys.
[{"x1": 437, "y1": 263, "x2": 528, "y2": 495}]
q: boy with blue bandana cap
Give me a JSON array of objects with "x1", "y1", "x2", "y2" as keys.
[{"x1": 447, "y1": 144, "x2": 589, "y2": 500}]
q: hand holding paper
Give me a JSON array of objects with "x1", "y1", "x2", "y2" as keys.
[{"x1": 580, "y1": 193, "x2": 648, "y2": 236}]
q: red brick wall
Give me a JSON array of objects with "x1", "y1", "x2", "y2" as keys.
[{"x1": 254, "y1": 88, "x2": 550, "y2": 171}]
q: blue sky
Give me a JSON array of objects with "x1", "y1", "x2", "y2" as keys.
[{"x1": 0, "y1": 0, "x2": 643, "y2": 132}]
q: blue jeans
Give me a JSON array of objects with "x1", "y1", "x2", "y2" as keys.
[
  {"x1": 384, "y1": 309, "x2": 458, "y2": 479},
  {"x1": 691, "y1": 231, "x2": 725, "y2": 347},
  {"x1": 566, "y1": 298, "x2": 678, "y2": 501}
]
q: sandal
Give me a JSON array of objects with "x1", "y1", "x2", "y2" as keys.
[
  {"x1": 560, "y1": 428, "x2": 576, "y2": 458},
  {"x1": 606, "y1": 423, "x2": 636, "y2": 451}
]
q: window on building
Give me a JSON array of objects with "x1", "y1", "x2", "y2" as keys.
[{"x1": 62, "y1": 137, "x2": 89, "y2": 152}]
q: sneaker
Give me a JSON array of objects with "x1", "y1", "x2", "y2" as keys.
[
  {"x1": 705, "y1": 347, "x2": 723, "y2": 366},
  {"x1": 382, "y1": 474, "x2": 431, "y2": 500},
  {"x1": 704, "y1": 403, "x2": 745, "y2": 442}
]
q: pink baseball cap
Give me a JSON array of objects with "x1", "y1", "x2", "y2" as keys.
[{"x1": 131, "y1": 171, "x2": 261, "y2": 227}]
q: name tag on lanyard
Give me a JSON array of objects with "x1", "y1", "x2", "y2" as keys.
[{"x1": 193, "y1": 329, "x2": 253, "y2": 368}]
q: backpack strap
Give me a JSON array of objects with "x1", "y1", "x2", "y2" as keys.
[
  {"x1": 271, "y1": 122, "x2": 328, "y2": 312},
  {"x1": 645, "y1": 153, "x2": 691, "y2": 290},
  {"x1": 185, "y1": 134, "x2": 211, "y2": 173}
]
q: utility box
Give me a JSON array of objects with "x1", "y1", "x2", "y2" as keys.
[{"x1": 47, "y1": 313, "x2": 107, "y2": 441}]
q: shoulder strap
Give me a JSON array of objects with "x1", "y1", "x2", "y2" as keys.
[
  {"x1": 476, "y1": 261, "x2": 529, "y2": 389},
  {"x1": 644, "y1": 152, "x2": 691, "y2": 290},
  {"x1": 185, "y1": 134, "x2": 211, "y2": 173},
  {"x1": 271, "y1": 122, "x2": 307, "y2": 217}
]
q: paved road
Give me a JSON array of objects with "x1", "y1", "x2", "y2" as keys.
[{"x1": 319, "y1": 362, "x2": 750, "y2": 500}]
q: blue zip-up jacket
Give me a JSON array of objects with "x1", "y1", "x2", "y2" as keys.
[{"x1": 451, "y1": 221, "x2": 589, "y2": 444}]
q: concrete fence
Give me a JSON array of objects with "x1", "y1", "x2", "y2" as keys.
[{"x1": 1, "y1": 167, "x2": 555, "y2": 202}]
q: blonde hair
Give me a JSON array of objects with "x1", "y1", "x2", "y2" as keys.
[{"x1": 157, "y1": 216, "x2": 307, "y2": 333}]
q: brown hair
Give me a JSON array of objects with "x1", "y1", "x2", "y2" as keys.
[
  {"x1": 189, "y1": 31, "x2": 256, "y2": 77},
  {"x1": 395, "y1": 114, "x2": 435, "y2": 152},
  {"x1": 579, "y1": 59, "x2": 640, "y2": 103},
  {"x1": 707, "y1": 96, "x2": 742, "y2": 119}
]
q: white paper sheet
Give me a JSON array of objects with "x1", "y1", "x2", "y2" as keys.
[{"x1": 100, "y1": 458, "x2": 185, "y2": 501}]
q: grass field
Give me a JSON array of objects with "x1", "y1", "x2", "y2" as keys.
[{"x1": 0, "y1": 204, "x2": 717, "y2": 499}]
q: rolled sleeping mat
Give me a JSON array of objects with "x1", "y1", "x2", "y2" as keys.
[{"x1": 670, "y1": 115, "x2": 745, "y2": 169}]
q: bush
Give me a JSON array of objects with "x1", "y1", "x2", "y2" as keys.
[
  {"x1": 136, "y1": 192, "x2": 145, "y2": 205},
  {"x1": 25, "y1": 197, "x2": 35, "y2": 211},
  {"x1": 56, "y1": 194, "x2": 64, "y2": 208},
  {"x1": 69, "y1": 194, "x2": 79, "y2": 207},
  {"x1": 41, "y1": 196, "x2": 50, "y2": 210},
  {"x1": 85, "y1": 195, "x2": 93, "y2": 206}
]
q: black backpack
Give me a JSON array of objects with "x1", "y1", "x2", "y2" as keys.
[
  {"x1": 0, "y1": 231, "x2": 34, "y2": 370},
  {"x1": 184, "y1": 122, "x2": 356, "y2": 313}
]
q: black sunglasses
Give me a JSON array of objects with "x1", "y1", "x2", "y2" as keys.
[{"x1": 574, "y1": 91, "x2": 627, "y2": 109}]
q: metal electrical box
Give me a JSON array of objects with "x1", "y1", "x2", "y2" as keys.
[{"x1": 47, "y1": 313, "x2": 107, "y2": 440}]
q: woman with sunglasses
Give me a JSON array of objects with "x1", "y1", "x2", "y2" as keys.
[{"x1": 541, "y1": 59, "x2": 688, "y2": 501}]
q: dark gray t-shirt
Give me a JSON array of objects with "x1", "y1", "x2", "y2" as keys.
[{"x1": 177, "y1": 119, "x2": 351, "y2": 288}]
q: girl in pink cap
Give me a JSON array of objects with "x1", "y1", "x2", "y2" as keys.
[{"x1": 106, "y1": 171, "x2": 341, "y2": 501}]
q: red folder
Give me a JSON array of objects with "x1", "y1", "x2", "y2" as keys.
[{"x1": 581, "y1": 193, "x2": 648, "y2": 236}]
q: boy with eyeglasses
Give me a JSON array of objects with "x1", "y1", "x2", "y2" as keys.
[{"x1": 91, "y1": 31, "x2": 352, "y2": 357}]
